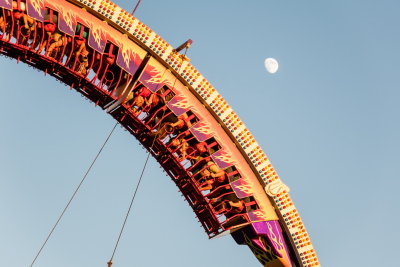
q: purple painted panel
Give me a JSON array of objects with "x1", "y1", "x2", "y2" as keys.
[
  {"x1": 0, "y1": 0, "x2": 12, "y2": 9},
  {"x1": 252, "y1": 221, "x2": 292, "y2": 260},
  {"x1": 116, "y1": 50, "x2": 142, "y2": 76},
  {"x1": 248, "y1": 210, "x2": 266, "y2": 222},
  {"x1": 212, "y1": 150, "x2": 235, "y2": 169},
  {"x1": 26, "y1": 0, "x2": 44, "y2": 21},
  {"x1": 88, "y1": 33, "x2": 106, "y2": 53},
  {"x1": 139, "y1": 66, "x2": 161, "y2": 92},
  {"x1": 190, "y1": 121, "x2": 214, "y2": 142},
  {"x1": 45, "y1": 1, "x2": 77, "y2": 36},
  {"x1": 233, "y1": 223, "x2": 292, "y2": 266},
  {"x1": 231, "y1": 178, "x2": 253, "y2": 198},
  {"x1": 58, "y1": 16, "x2": 76, "y2": 36},
  {"x1": 167, "y1": 95, "x2": 190, "y2": 116},
  {"x1": 252, "y1": 221, "x2": 270, "y2": 235},
  {"x1": 139, "y1": 63, "x2": 171, "y2": 92}
]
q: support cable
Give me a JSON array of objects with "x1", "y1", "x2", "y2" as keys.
[
  {"x1": 108, "y1": 95, "x2": 168, "y2": 266},
  {"x1": 107, "y1": 47, "x2": 190, "y2": 266},
  {"x1": 131, "y1": 0, "x2": 142, "y2": 16},
  {"x1": 30, "y1": 122, "x2": 119, "y2": 267},
  {"x1": 108, "y1": 149, "x2": 151, "y2": 265}
]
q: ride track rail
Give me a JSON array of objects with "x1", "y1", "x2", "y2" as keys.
[{"x1": 0, "y1": 1, "x2": 320, "y2": 266}]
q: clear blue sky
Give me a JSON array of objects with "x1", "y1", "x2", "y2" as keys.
[{"x1": 0, "y1": 1, "x2": 399, "y2": 266}]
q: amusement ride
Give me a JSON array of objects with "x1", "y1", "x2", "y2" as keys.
[{"x1": 0, "y1": 0, "x2": 320, "y2": 266}]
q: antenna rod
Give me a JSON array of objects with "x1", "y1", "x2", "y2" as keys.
[{"x1": 132, "y1": 0, "x2": 142, "y2": 16}]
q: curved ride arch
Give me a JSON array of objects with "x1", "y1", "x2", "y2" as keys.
[{"x1": 0, "y1": 0, "x2": 319, "y2": 266}]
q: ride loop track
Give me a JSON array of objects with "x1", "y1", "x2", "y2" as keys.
[{"x1": 0, "y1": 0, "x2": 320, "y2": 266}]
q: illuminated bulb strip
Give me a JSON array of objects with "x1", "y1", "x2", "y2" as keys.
[
  {"x1": 240, "y1": 140, "x2": 256, "y2": 151},
  {"x1": 218, "y1": 107, "x2": 232, "y2": 121},
  {"x1": 205, "y1": 88, "x2": 217, "y2": 98},
  {"x1": 145, "y1": 32, "x2": 156, "y2": 46},
  {"x1": 180, "y1": 65, "x2": 199, "y2": 86},
  {"x1": 255, "y1": 161, "x2": 270, "y2": 172},
  {"x1": 197, "y1": 88, "x2": 217, "y2": 101},
  {"x1": 177, "y1": 59, "x2": 190, "y2": 73},
  {"x1": 231, "y1": 125, "x2": 245, "y2": 136},
  {"x1": 160, "y1": 46, "x2": 173, "y2": 61},
  {"x1": 127, "y1": 19, "x2": 139, "y2": 33},
  {"x1": 225, "y1": 113, "x2": 245, "y2": 134},
  {"x1": 298, "y1": 248, "x2": 320, "y2": 267},
  {"x1": 190, "y1": 78, "x2": 201, "y2": 89},
  {"x1": 80, "y1": 0, "x2": 97, "y2": 10}
]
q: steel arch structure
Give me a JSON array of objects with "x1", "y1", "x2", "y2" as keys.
[{"x1": 0, "y1": 1, "x2": 320, "y2": 266}]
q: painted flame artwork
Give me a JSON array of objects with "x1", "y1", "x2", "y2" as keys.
[
  {"x1": 244, "y1": 234, "x2": 276, "y2": 264},
  {"x1": 144, "y1": 64, "x2": 172, "y2": 87},
  {"x1": 29, "y1": 0, "x2": 43, "y2": 16},
  {"x1": 48, "y1": 0, "x2": 145, "y2": 70},
  {"x1": 50, "y1": 2, "x2": 107, "y2": 48},
  {"x1": 214, "y1": 152, "x2": 236, "y2": 166},
  {"x1": 116, "y1": 37, "x2": 136, "y2": 67},
  {"x1": 267, "y1": 222, "x2": 284, "y2": 251},
  {"x1": 90, "y1": 25, "x2": 107, "y2": 48},
  {"x1": 192, "y1": 122, "x2": 214, "y2": 136},
  {"x1": 47, "y1": 2, "x2": 75, "y2": 31},
  {"x1": 62, "y1": 11, "x2": 75, "y2": 31},
  {"x1": 61, "y1": 5, "x2": 105, "y2": 47},
  {"x1": 145, "y1": 73, "x2": 172, "y2": 87},
  {"x1": 251, "y1": 210, "x2": 268, "y2": 221},
  {"x1": 233, "y1": 183, "x2": 253, "y2": 195},
  {"x1": 170, "y1": 98, "x2": 193, "y2": 110}
]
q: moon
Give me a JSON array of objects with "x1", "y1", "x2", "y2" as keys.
[{"x1": 264, "y1": 58, "x2": 279, "y2": 74}]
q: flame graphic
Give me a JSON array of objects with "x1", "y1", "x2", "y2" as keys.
[
  {"x1": 171, "y1": 98, "x2": 192, "y2": 110},
  {"x1": 30, "y1": 0, "x2": 43, "y2": 16},
  {"x1": 145, "y1": 73, "x2": 172, "y2": 86},
  {"x1": 251, "y1": 210, "x2": 267, "y2": 220},
  {"x1": 62, "y1": 11, "x2": 75, "y2": 31},
  {"x1": 143, "y1": 65, "x2": 171, "y2": 86},
  {"x1": 88, "y1": 23, "x2": 107, "y2": 47},
  {"x1": 214, "y1": 153, "x2": 236, "y2": 165},
  {"x1": 244, "y1": 234, "x2": 277, "y2": 264},
  {"x1": 267, "y1": 222, "x2": 284, "y2": 251},
  {"x1": 48, "y1": 3, "x2": 75, "y2": 31},
  {"x1": 116, "y1": 39, "x2": 132, "y2": 67},
  {"x1": 277, "y1": 229, "x2": 285, "y2": 251},
  {"x1": 41, "y1": 0, "x2": 146, "y2": 73},
  {"x1": 145, "y1": 73, "x2": 162, "y2": 84},
  {"x1": 50, "y1": 2, "x2": 108, "y2": 48},
  {"x1": 114, "y1": 38, "x2": 145, "y2": 70},
  {"x1": 192, "y1": 122, "x2": 214, "y2": 136},
  {"x1": 233, "y1": 184, "x2": 253, "y2": 195}
]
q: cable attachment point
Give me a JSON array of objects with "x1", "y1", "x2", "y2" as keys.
[
  {"x1": 107, "y1": 260, "x2": 113, "y2": 267},
  {"x1": 174, "y1": 39, "x2": 193, "y2": 53}
]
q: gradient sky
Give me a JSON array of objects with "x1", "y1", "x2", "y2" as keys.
[{"x1": 0, "y1": 1, "x2": 399, "y2": 266}]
